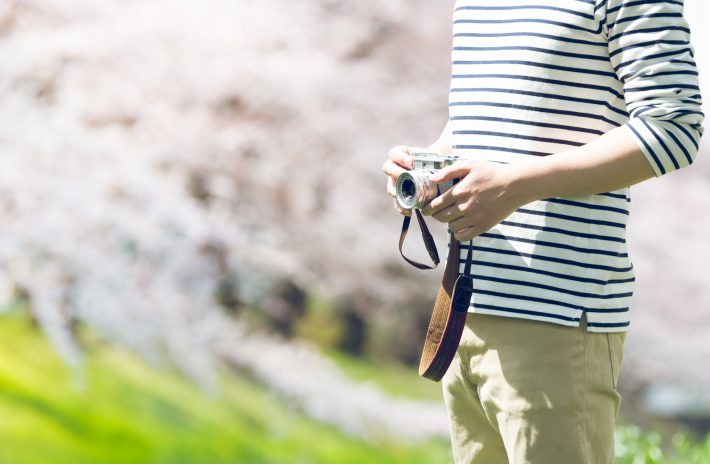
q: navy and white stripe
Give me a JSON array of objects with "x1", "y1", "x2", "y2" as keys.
[{"x1": 450, "y1": 0, "x2": 704, "y2": 332}]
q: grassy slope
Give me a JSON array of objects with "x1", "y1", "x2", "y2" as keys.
[
  {"x1": 0, "y1": 312, "x2": 452, "y2": 464},
  {"x1": 5, "y1": 308, "x2": 707, "y2": 464},
  {"x1": 321, "y1": 348, "x2": 443, "y2": 402}
]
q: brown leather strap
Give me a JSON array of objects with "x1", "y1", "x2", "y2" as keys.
[
  {"x1": 418, "y1": 236, "x2": 473, "y2": 381},
  {"x1": 398, "y1": 210, "x2": 474, "y2": 382},
  {"x1": 398, "y1": 210, "x2": 440, "y2": 270}
]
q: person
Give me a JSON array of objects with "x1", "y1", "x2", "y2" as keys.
[{"x1": 382, "y1": 1, "x2": 704, "y2": 463}]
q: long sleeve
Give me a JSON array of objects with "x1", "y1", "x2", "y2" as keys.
[{"x1": 599, "y1": 0, "x2": 704, "y2": 176}]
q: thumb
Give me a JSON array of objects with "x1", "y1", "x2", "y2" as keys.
[{"x1": 430, "y1": 163, "x2": 470, "y2": 183}]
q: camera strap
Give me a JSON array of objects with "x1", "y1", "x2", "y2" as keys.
[
  {"x1": 398, "y1": 210, "x2": 440, "y2": 270},
  {"x1": 419, "y1": 235, "x2": 472, "y2": 381},
  {"x1": 399, "y1": 214, "x2": 474, "y2": 382}
]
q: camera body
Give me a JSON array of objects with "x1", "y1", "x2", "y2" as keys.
[{"x1": 395, "y1": 152, "x2": 459, "y2": 210}]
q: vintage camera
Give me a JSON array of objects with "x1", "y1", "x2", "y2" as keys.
[{"x1": 395, "y1": 152, "x2": 459, "y2": 210}]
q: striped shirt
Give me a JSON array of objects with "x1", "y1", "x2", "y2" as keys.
[{"x1": 450, "y1": 0, "x2": 704, "y2": 332}]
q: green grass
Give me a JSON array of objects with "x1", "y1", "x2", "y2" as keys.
[
  {"x1": 615, "y1": 424, "x2": 710, "y2": 464},
  {"x1": 3, "y1": 307, "x2": 709, "y2": 464},
  {"x1": 294, "y1": 293, "x2": 442, "y2": 402},
  {"x1": 321, "y1": 348, "x2": 442, "y2": 402},
  {"x1": 0, "y1": 311, "x2": 453, "y2": 464}
]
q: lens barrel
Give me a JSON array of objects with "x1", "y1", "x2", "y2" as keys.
[{"x1": 395, "y1": 170, "x2": 438, "y2": 210}]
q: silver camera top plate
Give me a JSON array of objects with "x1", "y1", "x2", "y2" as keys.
[{"x1": 410, "y1": 152, "x2": 460, "y2": 170}]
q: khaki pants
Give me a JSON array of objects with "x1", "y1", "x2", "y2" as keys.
[{"x1": 441, "y1": 312, "x2": 625, "y2": 464}]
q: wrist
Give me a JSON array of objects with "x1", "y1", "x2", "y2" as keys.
[{"x1": 505, "y1": 156, "x2": 557, "y2": 206}]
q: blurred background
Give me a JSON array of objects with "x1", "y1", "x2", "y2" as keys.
[{"x1": 0, "y1": 1, "x2": 709, "y2": 462}]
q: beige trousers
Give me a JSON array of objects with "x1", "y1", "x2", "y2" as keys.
[{"x1": 441, "y1": 312, "x2": 625, "y2": 464}]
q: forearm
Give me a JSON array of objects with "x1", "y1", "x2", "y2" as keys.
[{"x1": 510, "y1": 125, "x2": 657, "y2": 204}]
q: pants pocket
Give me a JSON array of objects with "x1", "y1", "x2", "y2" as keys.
[{"x1": 605, "y1": 332, "x2": 626, "y2": 391}]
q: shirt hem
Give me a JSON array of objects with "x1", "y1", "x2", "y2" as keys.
[{"x1": 467, "y1": 307, "x2": 630, "y2": 333}]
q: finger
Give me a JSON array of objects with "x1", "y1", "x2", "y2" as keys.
[
  {"x1": 430, "y1": 162, "x2": 472, "y2": 183},
  {"x1": 450, "y1": 215, "x2": 475, "y2": 232},
  {"x1": 421, "y1": 189, "x2": 456, "y2": 216},
  {"x1": 393, "y1": 198, "x2": 411, "y2": 216},
  {"x1": 386, "y1": 177, "x2": 396, "y2": 197},
  {"x1": 432, "y1": 204, "x2": 466, "y2": 224},
  {"x1": 453, "y1": 225, "x2": 480, "y2": 242},
  {"x1": 382, "y1": 159, "x2": 406, "y2": 178},
  {"x1": 387, "y1": 146, "x2": 415, "y2": 169}
]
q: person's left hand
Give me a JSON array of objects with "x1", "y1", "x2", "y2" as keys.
[{"x1": 421, "y1": 160, "x2": 526, "y2": 242}]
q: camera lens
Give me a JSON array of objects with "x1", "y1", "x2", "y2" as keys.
[
  {"x1": 396, "y1": 172, "x2": 419, "y2": 210},
  {"x1": 401, "y1": 178, "x2": 417, "y2": 203},
  {"x1": 396, "y1": 171, "x2": 433, "y2": 210}
]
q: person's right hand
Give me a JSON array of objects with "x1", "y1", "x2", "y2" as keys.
[{"x1": 382, "y1": 145, "x2": 418, "y2": 216}]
